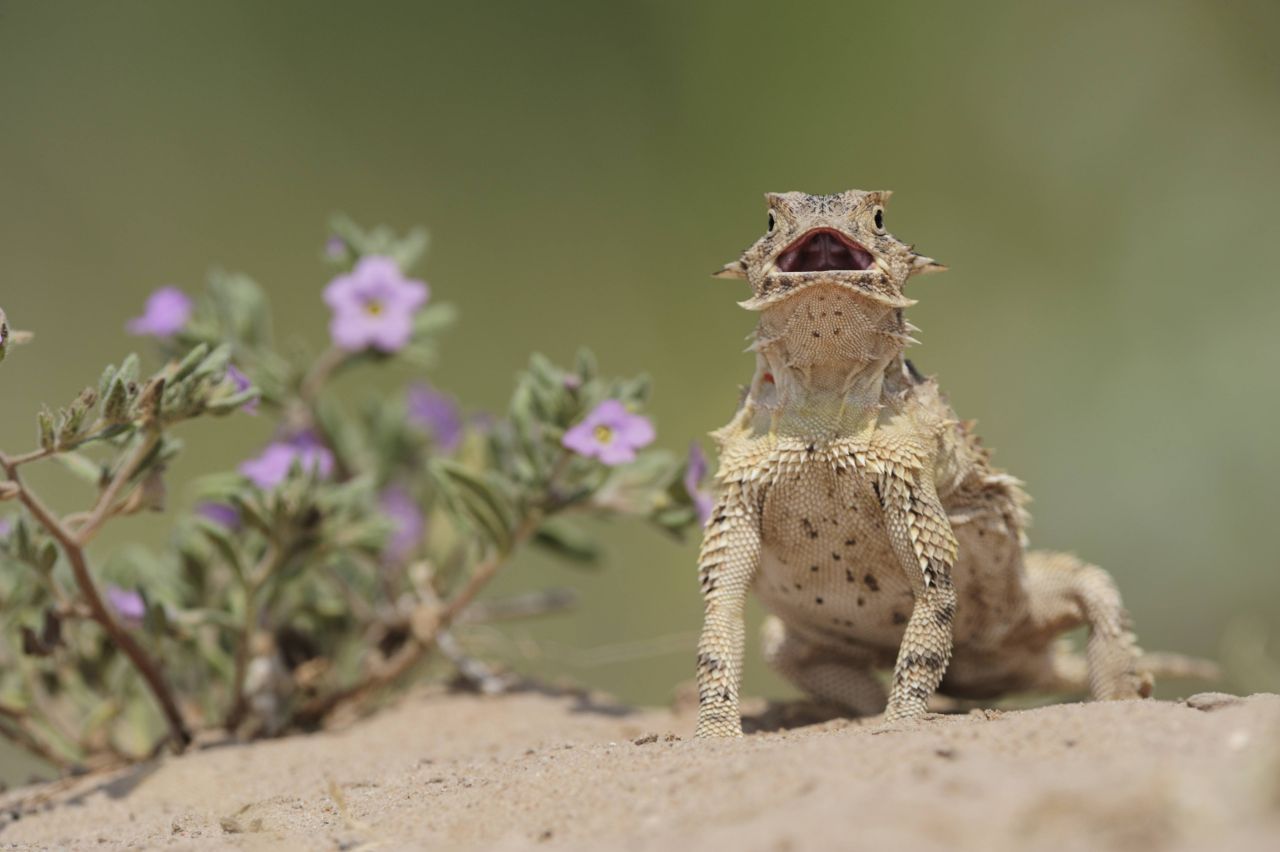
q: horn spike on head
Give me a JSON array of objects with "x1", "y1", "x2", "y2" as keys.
[
  {"x1": 713, "y1": 260, "x2": 748, "y2": 280},
  {"x1": 910, "y1": 253, "x2": 947, "y2": 277}
]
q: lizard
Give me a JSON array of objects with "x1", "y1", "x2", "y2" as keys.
[{"x1": 694, "y1": 189, "x2": 1213, "y2": 738}]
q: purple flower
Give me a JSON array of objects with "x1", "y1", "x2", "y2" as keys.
[
  {"x1": 562, "y1": 400, "x2": 655, "y2": 465},
  {"x1": 106, "y1": 585, "x2": 146, "y2": 627},
  {"x1": 197, "y1": 501, "x2": 240, "y2": 530},
  {"x1": 379, "y1": 485, "x2": 425, "y2": 563},
  {"x1": 239, "y1": 431, "x2": 335, "y2": 490},
  {"x1": 684, "y1": 442, "x2": 714, "y2": 527},
  {"x1": 323, "y1": 256, "x2": 428, "y2": 353},
  {"x1": 407, "y1": 383, "x2": 463, "y2": 452},
  {"x1": 226, "y1": 365, "x2": 259, "y2": 414},
  {"x1": 324, "y1": 235, "x2": 347, "y2": 260},
  {"x1": 127, "y1": 287, "x2": 192, "y2": 337},
  {"x1": 0, "y1": 517, "x2": 12, "y2": 538}
]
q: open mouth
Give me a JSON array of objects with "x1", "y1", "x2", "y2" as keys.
[{"x1": 774, "y1": 228, "x2": 874, "y2": 273}]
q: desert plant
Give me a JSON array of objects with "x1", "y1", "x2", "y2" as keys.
[{"x1": 0, "y1": 219, "x2": 705, "y2": 774}]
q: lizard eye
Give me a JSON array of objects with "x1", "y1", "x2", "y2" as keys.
[
  {"x1": 767, "y1": 209, "x2": 776, "y2": 232},
  {"x1": 873, "y1": 207, "x2": 885, "y2": 234}
]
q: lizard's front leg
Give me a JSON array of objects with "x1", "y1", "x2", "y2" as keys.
[
  {"x1": 877, "y1": 461, "x2": 958, "y2": 722},
  {"x1": 694, "y1": 481, "x2": 762, "y2": 738}
]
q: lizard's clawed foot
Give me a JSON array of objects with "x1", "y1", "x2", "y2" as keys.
[
  {"x1": 1093, "y1": 660, "x2": 1155, "y2": 700},
  {"x1": 867, "y1": 710, "x2": 947, "y2": 734},
  {"x1": 1089, "y1": 630, "x2": 1155, "y2": 700}
]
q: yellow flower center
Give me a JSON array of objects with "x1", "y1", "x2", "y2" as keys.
[
  {"x1": 593, "y1": 424, "x2": 613, "y2": 444},
  {"x1": 364, "y1": 299, "x2": 384, "y2": 316}
]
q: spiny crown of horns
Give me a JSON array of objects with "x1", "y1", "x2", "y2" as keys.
[{"x1": 714, "y1": 190, "x2": 944, "y2": 311}]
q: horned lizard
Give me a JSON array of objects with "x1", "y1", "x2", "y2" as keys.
[{"x1": 694, "y1": 190, "x2": 1209, "y2": 738}]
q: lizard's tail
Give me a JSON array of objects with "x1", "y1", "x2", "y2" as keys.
[{"x1": 1139, "y1": 651, "x2": 1221, "y2": 682}]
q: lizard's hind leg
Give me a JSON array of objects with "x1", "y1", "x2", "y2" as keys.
[
  {"x1": 761, "y1": 616, "x2": 887, "y2": 716},
  {"x1": 1025, "y1": 551, "x2": 1153, "y2": 700}
]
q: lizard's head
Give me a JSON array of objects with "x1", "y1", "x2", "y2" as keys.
[{"x1": 715, "y1": 189, "x2": 943, "y2": 311}]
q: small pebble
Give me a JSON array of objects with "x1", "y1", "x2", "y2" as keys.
[{"x1": 1186, "y1": 692, "x2": 1242, "y2": 712}]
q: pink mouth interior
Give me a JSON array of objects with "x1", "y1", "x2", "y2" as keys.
[{"x1": 775, "y1": 229, "x2": 874, "y2": 273}]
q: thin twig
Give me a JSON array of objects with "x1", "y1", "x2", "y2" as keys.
[
  {"x1": 73, "y1": 429, "x2": 161, "y2": 546},
  {"x1": 1, "y1": 422, "x2": 132, "y2": 472},
  {"x1": 0, "y1": 455, "x2": 191, "y2": 751},
  {"x1": 4, "y1": 446, "x2": 56, "y2": 468},
  {"x1": 294, "y1": 345, "x2": 354, "y2": 479},
  {"x1": 299, "y1": 346, "x2": 349, "y2": 404}
]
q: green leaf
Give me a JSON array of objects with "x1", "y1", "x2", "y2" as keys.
[
  {"x1": 412, "y1": 301, "x2": 457, "y2": 337},
  {"x1": 611, "y1": 373, "x2": 652, "y2": 406},
  {"x1": 193, "y1": 518, "x2": 246, "y2": 583},
  {"x1": 36, "y1": 406, "x2": 55, "y2": 451},
  {"x1": 190, "y1": 343, "x2": 232, "y2": 381},
  {"x1": 430, "y1": 459, "x2": 516, "y2": 551},
  {"x1": 54, "y1": 452, "x2": 105, "y2": 486},
  {"x1": 142, "y1": 592, "x2": 171, "y2": 636},
  {"x1": 651, "y1": 504, "x2": 698, "y2": 537},
  {"x1": 205, "y1": 389, "x2": 257, "y2": 415},
  {"x1": 533, "y1": 517, "x2": 600, "y2": 565},
  {"x1": 118, "y1": 353, "x2": 141, "y2": 384},
  {"x1": 170, "y1": 343, "x2": 210, "y2": 383},
  {"x1": 529, "y1": 352, "x2": 559, "y2": 385},
  {"x1": 574, "y1": 347, "x2": 597, "y2": 385},
  {"x1": 37, "y1": 540, "x2": 58, "y2": 573},
  {"x1": 208, "y1": 269, "x2": 273, "y2": 348},
  {"x1": 101, "y1": 376, "x2": 131, "y2": 423},
  {"x1": 98, "y1": 364, "x2": 118, "y2": 398},
  {"x1": 390, "y1": 226, "x2": 429, "y2": 270}
]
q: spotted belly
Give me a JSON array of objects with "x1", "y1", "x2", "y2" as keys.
[{"x1": 754, "y1": 459, "x2": 917, "y2": 652}]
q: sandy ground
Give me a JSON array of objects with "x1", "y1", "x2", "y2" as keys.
[{"x1": 2, "y1": 688, "x2": 1278, "y2": 851}]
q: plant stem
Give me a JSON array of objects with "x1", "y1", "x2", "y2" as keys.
[
  {"x1": 4, "y1": 446, "x2": 56, "y2": 468},
  {"x1": 73, "y1": 429, "x2": 161, "y2": 546},
  {"x1": 294, "y1": 345, "x2": 353, "y2": 479},
  {"x1": 295, "y1": 513, "x2": 542, "y2": 726},
  {"x1": 299, "y1": 345, "x2": 349, "y2": 404},
  {"x1": 223, "y1": 543, "x2": 284, "y2": 732},
  {"x1": 0, "y1": 424, "x2": 130, "y2": 472},
  {"x1": 0, "y1": 454, "x2": 192, "y2": 752}
]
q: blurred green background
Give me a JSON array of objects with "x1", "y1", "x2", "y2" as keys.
[{"x1": 3, "y1": 0, "x2": 1279, "y2": 780}]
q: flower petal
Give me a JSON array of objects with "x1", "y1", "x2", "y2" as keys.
[
  {"x1": 330, "y1": 314, "x2": 376, "y2": 351},
  {"x1": 562, "y1": 421, "x2": 601, "y2": 457},
  {"x1": 588, "y1": 399, "x2": 628, "y2": 426},
  {"x1": 597, "y1": 440, "x2": 638, "y2": 466},
  {"x1": 614, "y1": 412, "x2": 655, "y2": 448},
  {"x1": 368, "y1": 314, "x2": 415, "y2": 352}
]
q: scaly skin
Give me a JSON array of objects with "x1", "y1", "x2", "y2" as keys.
[{"x1": 694, "y1": 190, "x2": 1212, "y2": 738}]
